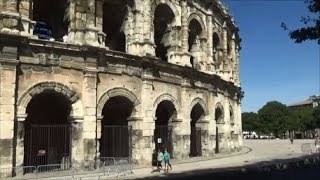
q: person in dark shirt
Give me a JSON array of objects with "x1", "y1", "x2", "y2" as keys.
[{"x1": 151, "y1": 149, "x2": 158, "y2": 173}]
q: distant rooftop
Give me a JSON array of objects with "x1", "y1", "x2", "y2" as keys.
[{"x1": 288, "y1": 95, "x2": 320, "y2": 108}]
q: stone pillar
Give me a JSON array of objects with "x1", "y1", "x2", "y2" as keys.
[
  {"x1": 180, "y1": 0, "x2": 192, "y2": 67},
  {"x1": 135, "y1": 68, "x2": 155, "y2": 166},
  {"x1": 70, "y1": 117, "x2": 84, "y2": 163},
  {"x1": 18, "y1": 0, "x2": 35, "y2": 37},
  {"x1": 230, "y1": 34, "x2": 236, "y2": 82},
  {"x1": 207, "y1": 91, "x2": 216, "y2": 155},
  {"x1": 84, "y1": 0, "x2": 100, "y2": 47},
  {"x1": 235, "y1": 45, "x2": 240, "y2": 86},
  {"x1": 222, "y1": 95, "x2": 231, "y2": 151},
  {"x1": 82, "y1": 65, "x2": 98, "y2": 162},
  {"x1": 69, "y1": 0, "x2": 86, "y2": 45},
  {"x1": 171, "y1": 119, "x2": 187, "y2": 159},
  {"x1": 195, "y1": 120, "x2": 210, "y2": 157},
  {"x1": 0, "y1": 0, "x2": 20, "y2": 34},
  {"x1": 0, "y1": 52, "x2": 19, "y2": 168},
  {"x1": 221, "y1": 24, "x2": 228, "y2": 75},
  {"x1": 176, "y1": 79, "x2": 191, "y2": 159},
  {"x1": 236, "y1": 101, "x2": 243, "y2": 146},
  {"x1": 15, "y1": 116, "x2": 26, "y2": 167},
  {"x1": 206, "y1": 14, "x2": 214, "y2": 74}
]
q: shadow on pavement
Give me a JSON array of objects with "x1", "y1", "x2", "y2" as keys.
[{"x1": 135, "y1": 154, "x2": 320, "y2": 180}]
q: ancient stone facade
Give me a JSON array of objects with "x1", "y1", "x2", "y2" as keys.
[{"x1": 0, "y1": 0, "x2": 243, "y2": 168}]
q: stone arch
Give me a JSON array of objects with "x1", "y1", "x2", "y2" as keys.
[
  {"x1": 212, "y1": 32, "x2": 221, "y2": 50},
  {"x1": 17, "y1": 81, "x2": 81, "y2": 118},
  {"x1": 229, "y1": 103, "x2": 234, "y2": 124},
  {"x1": 187, "y1": 13, "x2": 206, "y2": 39},
  {"x1": 189, "y1": 97, "x2": 209, "y2": 117},
  {"x1": 153, "y1": 93, "x2": 180, "y2": 115},
  {"x1": 214, "y1": 102, "x2": 224, "y2": 124},
  {"x1": 97, "y1": 87, "x2": 140, "y2": 116},
  {"x1": 151, "y1": 0, "x2": 181, "y2": 27}
]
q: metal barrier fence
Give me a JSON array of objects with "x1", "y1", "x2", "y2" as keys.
[{"x1": 0, "y1": 157, "x2": 133, "y2": 179}]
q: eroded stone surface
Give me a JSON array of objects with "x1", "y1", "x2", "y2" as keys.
[{"x1": 0, "y1": 0, "x2": 243, "y2": 168}]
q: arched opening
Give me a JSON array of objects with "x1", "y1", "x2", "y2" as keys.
[
  {"x1": 100, "y1": 96, "x2": 133, "y2": 157},
  {"x1": 153, "y1": 4, "x2": 175, "y2": 62},
  {"x1": 190, "y1": 103, "x2": 205, "y2": 157},
  {"x1": 230, "y1": 106, "x2": 234, "y2": 125},
  {"x1": 154, "y1": 100, "x2": 176, "y2": 155},
  {"x1": 103, "y1": 0, "x2": 133, "y2": 52},
  {"x1": 188, "y1": 19, "x2": 203, "y2": 68},
  {"x1": 212, "y1": 33, "x2": 220, "y2": 53},
  {"x1": 32, "y1": 0, "x2": 68, "y2": 41},
  {"x1": 215, "y1": 105, "x2": 224, "y2": 153},
  {"x1": 24, "y1": 91, "x2": 72, "y2": 168}
]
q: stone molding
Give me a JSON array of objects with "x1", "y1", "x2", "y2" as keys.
[
  {"x1": 189, "y1": 97, "x2": 209, "y2": 116},
  {"x1": 17, "y1": 81, "x2": 81, "y2": 117},
  {"x1": 97, "y1": 87, "x2": 140, "y2": 116},
  {"x1": 153, "y1": 93, "x2": 180, "y2": 113}
]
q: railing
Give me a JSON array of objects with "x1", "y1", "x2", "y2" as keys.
[{"x1": 0, "y1": 157, "x2": 133, "y2": 179}]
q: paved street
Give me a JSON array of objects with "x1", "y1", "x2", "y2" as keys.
[{"x1": 121, "y1": 139, "x2": 316, "y2": 179}]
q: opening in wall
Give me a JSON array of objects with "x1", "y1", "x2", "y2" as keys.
[
  {"x1": 32, "y1": 0, "x2": 69, "y2": 41},
  {"x1": 103, "y1": 0, "x2": 133, "y2": 52},
  {"x1": 188, "y1": 19, "x2": 203, "y2": 69},
  {"x1": 154, "y1": 4, "x2": 175, "y2": 62}
]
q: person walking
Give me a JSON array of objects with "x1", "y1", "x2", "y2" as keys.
[
  {"x1": 157, "y1": 149, "x2": 164, "y2": 172},
  {"x1": 151, "y1": 149, "x2": 158, "y2": 173},
  {"x1": 163, "y1": 149, "x2": 172, "y2": 172}
]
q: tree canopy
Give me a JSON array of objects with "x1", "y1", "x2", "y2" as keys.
[
  {"x1": 242, "y1": 100, "x2": 320, "y2": 137},
  {"x1": 281, "y1": 0, "x2": 320, "y2": 44}
]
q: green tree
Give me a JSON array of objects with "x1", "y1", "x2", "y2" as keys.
[
  {"x1": 258, "y1": 101, "x2": 290, "y2": 137},
  {"x1": 313, "y1": 106, "x2": 320, "y2": 128},
  {"x1": 242, "y1": 112, "x2": 259, "y2": 132},
  {"x1": 289, "y1": 107, "x2": 314, "y2": 131},
  {"x1": 281, "y1": 0, "x2": 320, "y2": 44}
]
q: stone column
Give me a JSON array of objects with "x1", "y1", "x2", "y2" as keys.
[
  {"x1": 69, "y1": 117, "x2": 83, "y2": 164},
  {"x1": 180, "y1": 0, "x2": 192, "y2": 67},
  {"x1": 18, "y1": 0, "x2": 35, "y2": 37},
  {"x1": 207, "y1": 90, "x2": 216, "y2": 155},
  {"x1": 222, "y1": 95, "x2": 231, "y2": 151},
  {"x1": 206, "y1": 14, "x2": 214, "y2": 74},
  {"x1": 0, "y1": 0, "x2": 20, "y2": 34},
  {"x1": 69, "y1": 0, "x2": 86, "y2": 45},
  {"x1": 82, "y1": 64, "x2": 98, "y2": 162},
  {"x1": 195, "y1": 120, "x2": 210, "y2": 157},
  {"x1": 230, "y1": 34, "x2": 236, "y2": 82},
  {"x1": 84, "y1": 0, "x2": 100, "y2": 47},
  {"x1": 15, "y1": 116, "x2": 26, "y2": 167},
  {"x1": 0, "y1": 52, "x2": 19, "y2": 168},
  {"x1": 236, "y1": 101, "x2": 243, "y2": 146},
  {"x1": 222, "y1": 24, "x2": 228, "y2": 74},
  {"x1": 134, "y1": 67, "x2": 155, "y2": 166},
  {"x1": 175, "y1": 79, "x2": 191, "y2": 159}
]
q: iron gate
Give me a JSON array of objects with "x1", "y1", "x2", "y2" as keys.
[
  {"x1": 190, "y1": 127, "x2": 202, "y2": 157},
  {"x1": 24, "y1": 124, "x2": 72, "y2": 170},
  {"x1": 100, "y1": 126, "x2": 132, "y2": 157},
  {"x1": 154, "y1": 126, "x2": 173, "y2": 156}
]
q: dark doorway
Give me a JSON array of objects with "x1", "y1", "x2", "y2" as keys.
[
  {"x1": 154, "y1": 100, "x2": 176, "y2": 155},
  {"x1": 215, "y1": 106, "x2": 223, "y2": 153},
  {"x1": 190, "y1": 103, "x2": 204, "y2": 157},
  {"x1": 103, "y1": 0, "x2": 133, "y2": 52},
  {"x1": 32, "y1": 0, "x2": 68, "y2": 40},
  {"x1": 24, "y1": 91, "x2": 72, "y2": 169},
  {"x1": 154, "y1": 4, "x2": 175, "y2": 62},
  {"x1": 188, "y1": 19, "x2": 203, "y2": 68},
  {"x1": 100, "y1": 96, "x2": 133, "y2": 157}
]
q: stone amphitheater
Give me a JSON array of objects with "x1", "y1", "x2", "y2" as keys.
[{"x1": 0, "y1": 0, "x2": 243, "y2": 168}]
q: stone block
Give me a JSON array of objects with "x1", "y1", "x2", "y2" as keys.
[{"x1": 0, "y1": 121, "x2": 14, "y2": 139}]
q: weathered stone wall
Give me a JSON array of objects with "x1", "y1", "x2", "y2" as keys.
[{"x1": 0, "y1": 0, "x2": 243, "y2": 168}]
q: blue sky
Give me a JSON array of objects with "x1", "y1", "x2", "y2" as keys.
[{"x1": 223, "y1": 0, "x2": 320, "y2": 112}]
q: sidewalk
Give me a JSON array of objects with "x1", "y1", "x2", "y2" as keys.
[{"x1": 119, "y1": 139, "x2": 315, "y2": 179}]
